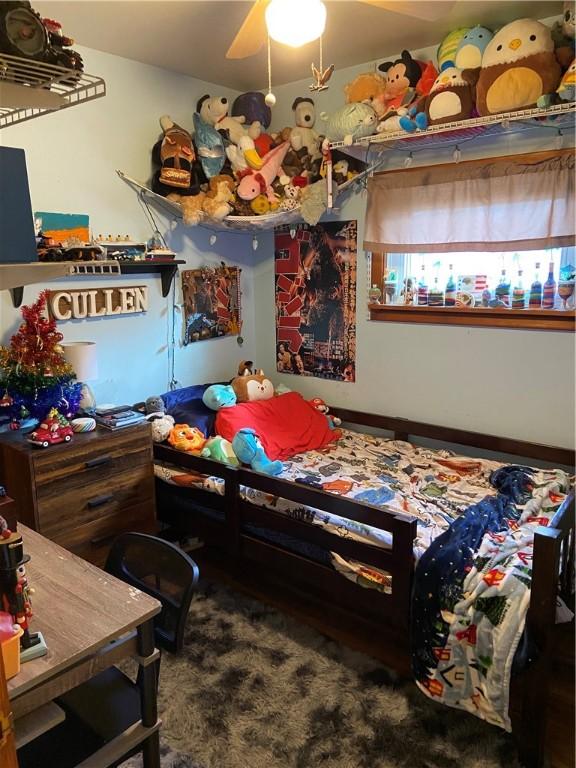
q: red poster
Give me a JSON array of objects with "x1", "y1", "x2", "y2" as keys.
[{"x1": 274, "y1": 221, "x2": 357, "y2": 382}]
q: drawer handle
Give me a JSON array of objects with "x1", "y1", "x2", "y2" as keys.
[
  {"x1": 90, "y1": 532, "x2": 117, "y2": 547},
  {"x1": 87, "y1": 494, "x2": 114, "y2": 509},
  {"x1": 85, "y1": 455, "x2": 112, "y2": 469}
]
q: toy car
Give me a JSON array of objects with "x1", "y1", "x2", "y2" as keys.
[{"x1": 27, "y1": 416, "x2": 73, "y2": 448}]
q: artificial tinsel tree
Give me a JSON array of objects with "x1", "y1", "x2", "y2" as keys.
[{"x1": 0, "y1": 291, "x2": 82, "y2": 427}]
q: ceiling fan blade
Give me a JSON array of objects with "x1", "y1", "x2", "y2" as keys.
[
  {"x1": 226, "y1": 0, "x2": 270, "y2": 60},
  {"x1": 357, "y1": 0, "x2": 456, "y2": 22},
  {"x1": 0, "y1": 81, "x2": 66, "y2": 109}
]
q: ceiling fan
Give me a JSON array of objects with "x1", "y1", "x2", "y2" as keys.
[{"x1": 226, "y1": 0, "x2": 456, "y2": 59}]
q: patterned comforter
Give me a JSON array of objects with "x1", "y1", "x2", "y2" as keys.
[{"x1": 154, "y1": 429, "x2": 562, "y2": 592}]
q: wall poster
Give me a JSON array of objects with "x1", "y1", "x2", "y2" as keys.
[
  {"x1": 274, "y1": 221, "x2": 357, "y2": 382},
  {"x1": 181, "y1": 265, "x2": 241, "y2": 344}
]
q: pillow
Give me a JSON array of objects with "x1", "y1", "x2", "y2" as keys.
[
  {"x1": 161, "y1": 383, "x2": 225, "y2": 438},
  {"x1": 215, "y1": 391, "x2": 338, "y2": 461}
]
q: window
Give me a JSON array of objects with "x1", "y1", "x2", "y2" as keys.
[
  {"x1": 368, "y1": 247, "x2": 576, "y2": 331},
  {"x1": 364, "y1": 150, "x2": 575, "y2": 331}
]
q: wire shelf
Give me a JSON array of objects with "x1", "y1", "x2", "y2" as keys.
[
  {"x1": 0, "y1": 53, "x2": 106, "y2": 128},
  {"x1": 329, "y1": 102, "x2": 576, "y2": 157}
]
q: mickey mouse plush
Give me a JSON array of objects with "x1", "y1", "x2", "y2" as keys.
[{"x1": 377, "y1": 49, "x2": 422, "y2": 130}]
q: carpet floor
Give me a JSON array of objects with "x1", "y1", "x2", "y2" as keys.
[{"x1": 124, "y1": 580, "x2": 519, "y2": 768}]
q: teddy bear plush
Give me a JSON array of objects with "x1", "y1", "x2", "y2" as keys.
[
  {"x1": 168, "y1": 174, "x2": 235, "y2": 224},
  {"x1": 202, "y1": 175, "x2": 236, "y2": 219},
  {"x1": 344, "y1": 72, "x2": 388, "y2": 118}
]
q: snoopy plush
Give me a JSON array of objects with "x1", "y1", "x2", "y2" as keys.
[{"x1": 290, "y1": 97, "x2": 321, "y2": 157}]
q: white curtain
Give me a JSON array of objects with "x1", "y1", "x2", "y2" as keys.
[{"x1": 364, "y1": 150, "x2": 575, "y2": 253}]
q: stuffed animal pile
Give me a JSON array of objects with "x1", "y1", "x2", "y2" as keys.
[
  {"x1": 148, "y1": 10, "x2": 571, "y2": 225},
  {"x1": 333, "y1": 10, "x2": 573, "y2": 139},
  {"x1": 150, "y1": 90, "x2": 339, "y2": 225}
]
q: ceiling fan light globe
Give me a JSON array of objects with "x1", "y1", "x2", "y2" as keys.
[{"x1": 265, "y1": 0, "x2": 326, "y2": 48}]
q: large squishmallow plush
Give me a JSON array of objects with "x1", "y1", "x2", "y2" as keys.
[
  {"x1": 454, "y1": 26, "x2": 494, "y2": 70},
  {"x1": 474, "y1": 18, "x2": 562, "y2": 116},
  {"x1": 425, "y1": 67, "x2": 476, "y2": 125}
]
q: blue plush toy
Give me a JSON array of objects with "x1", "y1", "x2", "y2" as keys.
[
  {"x1": 454, "y1": 26, "x2": 494, "y2": 70},
  {"x1": 232, "y1": 428, "x2": 283, "y2": 476},
  {"x1": 202, "y1": 384, "x2": 237, "y2": 411}
]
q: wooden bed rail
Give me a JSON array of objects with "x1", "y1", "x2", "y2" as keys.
[
  {"x1": 519, "y1": 491, "x2": 575, "y2": 768},
  {"x1": 328, "y1": 408, "x2": 575, "y2": 468}
]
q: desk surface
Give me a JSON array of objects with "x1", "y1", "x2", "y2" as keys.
[{"x1": 8, "y1": 525, "x2": 160, "y2": 700}]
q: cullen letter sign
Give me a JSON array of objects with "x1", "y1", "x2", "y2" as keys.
[{"x1": 48, "y1": 286, "x2": 148, "y2": 321}]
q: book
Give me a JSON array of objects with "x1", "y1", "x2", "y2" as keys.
[
  {"x1": 95, "y1": 404, "x2": 133, "y2": 416},
  {"x1": 97, "y1": 416, "x2": 145, "y2": 431}
]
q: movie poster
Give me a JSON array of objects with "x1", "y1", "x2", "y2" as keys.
[
  {"x1": 181, "y1": 265, "x2": 241, "y2": 344},
  {"x1": 274, "y1": 221, "x2": 357, "y2": 382}
]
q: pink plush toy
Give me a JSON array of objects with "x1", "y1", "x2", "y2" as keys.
[{"x1": 237, "y1": 141, "x2": 290, "y2": 202}]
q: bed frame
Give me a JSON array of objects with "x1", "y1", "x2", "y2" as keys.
[{"x1": 153, "y1": 408, "x2": 575, "y2": 768}]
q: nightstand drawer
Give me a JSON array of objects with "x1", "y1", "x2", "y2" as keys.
[
  {"x1": 33, "y1": 428, "x2": 151, "y2": 488},
  {"x1": 59, "y1": 502, "x2": 157, "y2": 567},
  {"x1": 37, "y1": 465, "x2": 154, "y2": 541}
]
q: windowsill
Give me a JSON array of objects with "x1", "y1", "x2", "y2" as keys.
[{"x1": 368, "y1": 304, "x2": 576, "y2": 331}]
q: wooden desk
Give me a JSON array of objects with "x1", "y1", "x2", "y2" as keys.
[{"x1": 7, "y1": 525, "x2": 162, "y2": 767}]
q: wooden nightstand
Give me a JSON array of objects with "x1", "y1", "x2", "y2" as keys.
[{"x1": 0, "y1": 423, "x2": 157, "y2": 567}]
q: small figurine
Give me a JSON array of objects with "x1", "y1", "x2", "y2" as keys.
[
  {"x1": 0, "y1": 519, "x2": 40, "y2": 651},
  {"x1": 401, "y1": 277, "x2": 415, "y2": 305},
  {"x1": 308, "y1": 397, "x2": 342, "y2": 430},
  {"x1": 27, "y1": 408, "x2": 73, "y2": 448}
]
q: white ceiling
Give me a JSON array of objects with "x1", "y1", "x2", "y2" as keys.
[{"x1": 35, "y1": 1, "x2": 563, "y2": 91}]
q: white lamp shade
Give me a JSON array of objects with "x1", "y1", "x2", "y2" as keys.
[
  {"x1": 265, "y1": 0, "x2": 326, "y2": 48},
  {"x1": 62, "y1": 342, "x2": 98, "y2": 382}
]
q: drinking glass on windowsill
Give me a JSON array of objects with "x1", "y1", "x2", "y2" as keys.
[{"x1": 558, "y1": 281, "x2": 575, "y2": 310}]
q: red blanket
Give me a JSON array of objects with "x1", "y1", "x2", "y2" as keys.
[{"x1": 215, "y1": 392, "x2": 338, "y2": 461}]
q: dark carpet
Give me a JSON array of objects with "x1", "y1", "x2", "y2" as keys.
[{"x1": 125, "y1": 581, "x2": 519, "y2": 768}]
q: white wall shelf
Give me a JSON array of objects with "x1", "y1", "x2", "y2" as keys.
[
  {"x1": 0, "y1": 54, "x2": 106, "y2": 129},
  {"x1": 329, "y1": 102, "x2": 576, "y2": 159}
]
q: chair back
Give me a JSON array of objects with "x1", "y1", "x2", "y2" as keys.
[{"x1": 105, "y1": 532, "x2": 199, "y2": 653}]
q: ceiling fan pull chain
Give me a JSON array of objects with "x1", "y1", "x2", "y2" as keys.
[
  {"x1": 319, "y1": 34, "x2": 323, "y2": 74},
  {"x1": 265, "y1": 35, "x2": 276, "y2": 107}
]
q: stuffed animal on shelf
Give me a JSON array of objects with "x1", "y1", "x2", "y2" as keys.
[
  {"x1": 145, "y1": 395, "x2": 165, "y2": 416},
  {"x1": 320, "y1": 102, "x2": 377, "y2": 145},
  {"x1": 437, "y1": 27, "x2": 470, "y2": 70},
  {"x1": 201, "y1": 435, "x2": 239, "y2": 466},
  {"x1": 232, "y1": 428, "x2": 283, "y2": 475},
  {"x1": 237, "y1": 142, "x2": 290, "y2": 202},
  {"x1": 289, "y1": 97, "x2": 321, "y2": 157},
  {"x1": 344, "y1": 71, "x2": 388, "y2": 118},
  {"x1": 377, "y1": 49, "x2": 423, "y2": 131},
  {"x1": 538, "y1": 58, "x2": 576, "y2": 106},
  {"x1": 226, "y1": 135, "x2": 264, "y2": 173},
  {"x1": 400, "y1": 66, "x2": 476, "y2": 131},
  {"x1": 454, "y1": 26, "x2": 494, "y2": 70},
  {"x1": 473, "y1": 18, "x2": 562, "y2": 116},
  {"x1": 193, "y1": 96, "x2": 227, "y2": 178},
  {"x1": 552, "y1": 1, "x2": 576, "y2": 70},
  {"x1": 168, "y1": 424, "x2": 207, "y2": 453}
]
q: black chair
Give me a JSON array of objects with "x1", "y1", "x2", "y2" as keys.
[{"x1": 54, "y1": 533, "x2": 200, "y2": 767}]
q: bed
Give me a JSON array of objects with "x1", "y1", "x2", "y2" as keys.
[{"x1": 153, "y1": 402, "x2": 574, "y2": 768}]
